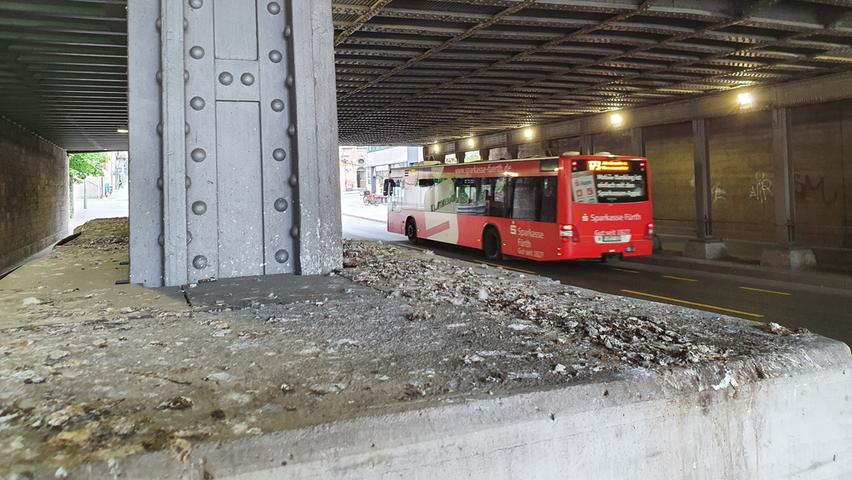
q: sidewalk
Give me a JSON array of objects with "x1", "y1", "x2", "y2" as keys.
[
  {"x1": 340, "y1": 190, "x2": 387, "y2": 223},
  {"x1": 69, "y1": 185, "x2": 129, "y2": 233}
]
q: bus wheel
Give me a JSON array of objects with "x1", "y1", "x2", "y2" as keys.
[
  {"x1": 405, "y1": 218, "x2": 418, "y2": 244},
  {"x1": 483, "y1": 227, "x2": 503, "y2": 261}
]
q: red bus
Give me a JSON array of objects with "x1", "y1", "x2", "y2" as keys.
[{"x1": 387, "y1": 154, "x2": 654, "y2": 261}]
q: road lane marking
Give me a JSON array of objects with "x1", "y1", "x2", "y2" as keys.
[
  {"x1": 739, "y1": 286, "x2": 791, "y2": 296},
  {"x1": 611, "y1": 267, "x2": 640, "y2": 274},
  {"x1": 480, "y1": 261, "x2": 534, "y2": 275},
  {"x1": 662, "y1": 275, "x2": 698, "y2": 282},
  {"x1": 620, "y1": 289, "x2": 764, "y2": 319}
]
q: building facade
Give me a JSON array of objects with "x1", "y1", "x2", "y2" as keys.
[{"x1": 365, "y1": 146, "x2": 422, "y2": 193}]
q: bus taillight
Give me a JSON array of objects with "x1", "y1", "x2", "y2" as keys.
[
  {"x1": 560, "y1": 224, "x2": 579, "y2": 243},
  {"x1": 644, "y1": 223, "x2": 654, "y2": 240}
]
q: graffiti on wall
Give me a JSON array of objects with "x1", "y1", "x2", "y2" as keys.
[
  {"x1": 711, "y1": 184, "x2": 727, "y2": 204},
  {"x1": 688, "y1": 177, "x2": 727, "y2": 204},
  {"x1": 748, "y1": 171, "x2": 773, "y2": 204},
  {"x1": 795, "y1": 173, "x2": 838, "y2": 206}
]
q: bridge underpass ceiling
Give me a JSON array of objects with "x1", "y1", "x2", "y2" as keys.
[
  {"x1": 0, "y1": 1, "x2": 851, "y2": 152},
  {"x1": 335, "y1": 0, "x2": 852, "y2": 145}
]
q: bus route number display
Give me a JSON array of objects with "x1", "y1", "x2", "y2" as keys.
[{"x1": 588, "y1": 160, "x2": 630, "y2": 172}]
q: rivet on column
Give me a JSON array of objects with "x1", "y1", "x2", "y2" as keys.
[
  {"x1": 273, "y1": 148, "x2": 287, "y2": 161},
  {"x1": 290, "y1": 226, "x2": 299, "y2": 238},
  {"x1": 189, "y1": 46, "x2": 205, "y2": 59},
  {"x1": 274, "y1": 250, "x2": 289, "y2": 264},
  {"x1": 271, "y1": 99, "x2": 285, "y2": 112},
  {"x1": 268, "y1": 50, "x2": 283, "y2": 63},
  {"x1": 241, "y1": 73, "x2": 255, "y2": 86},
  {"x1": 189, "y1": 0, "x2": 203, "y2": 9},
  {"x1": 267, "y1": 2, "x2": 281, "y2": 14},
  {"x1": 191, "y1": 201, "x2": 207, "y2": 215},
  {"x1": 219, "y1": 72, "x2": 233, "y2": 85},
  {"x1": 191, "y1": 148, "x2": 207, "y2": 163},
  {"x1": 289, "y1": 174, "x2": 297, "y2": 187},
  {"x1": 193, "y1": 255, "x2": 208, "y2": 270},
  {"x1": 190, "y1": 96, "x2": 206, "y2": 111},
  {"x1": 274, "y1": 198, "x2": 289, "y2": 212}
]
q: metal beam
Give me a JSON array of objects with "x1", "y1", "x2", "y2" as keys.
[
  {"x1": 692, "y1": 119, "x2": 712, "y2": 240},
  {"x1": 771, "y1": 107, "x2": 795, "y2": 245}
]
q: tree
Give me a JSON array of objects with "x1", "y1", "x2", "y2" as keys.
[{"x1": 69, "y1": 152, "x2": 108, "y2": 183}]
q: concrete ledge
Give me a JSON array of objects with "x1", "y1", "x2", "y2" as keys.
[
  {"x1": 684, "y1": 239, "x2": 728, "y2": 260},
  {"x1": 44, "y1": 338, "x2": 851, "y2": 480},
  {"x1": 761, "y1": 247, "x2": 817, "y2": 270}
]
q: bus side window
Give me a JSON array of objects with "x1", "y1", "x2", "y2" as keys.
[
  {"x1": 455, "y1": 178, "x2": 487, "y2": 216},
  {"x1": 488, "y1": 178, "x2": 509, "y2": 218},
  {"x1": 511, "y1": 177, "x2": 539, "y2": 221},
  {"x1": 539, "y1": 177, "x2": 557, "y2": 223}
]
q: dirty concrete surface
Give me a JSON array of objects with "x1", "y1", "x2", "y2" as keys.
[{"x1": 0, "y1": 219, "x2": 838, "y2": 477}]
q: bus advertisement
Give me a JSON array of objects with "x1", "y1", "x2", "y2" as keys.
[{"x1": 387, "y1": 154, "x2": 653, "y2": 262}]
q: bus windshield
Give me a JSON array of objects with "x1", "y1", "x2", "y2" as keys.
[{"x1": 570, "y1": 159, "x2": 648, "y2": 204}]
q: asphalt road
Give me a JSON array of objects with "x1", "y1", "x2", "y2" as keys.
[{"x1": 342, "y1": 214, "x2": 852, "y2": 346}]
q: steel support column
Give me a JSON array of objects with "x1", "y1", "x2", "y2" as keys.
[
  {"x1": 580, "y1": 135, "x2": 593, "y2": 155},
  {"x1": 479, "y1": 148, "x2": 490, "y2": 161},
  {"x1": 630, "y1": 127, "x2": 645, "y2": 157},
  {"x1": 692, "y1": 119, "x2": 712, "y2": 239},
  {"x1": 771, "y1": 107, "x2": 795, "y2": 245},
  {"x1": 507, "y1": 145, "x2": 519, "y2": 160},
  {"x1": 129, "y1": 0, "x2": 340, "y2": 287}
]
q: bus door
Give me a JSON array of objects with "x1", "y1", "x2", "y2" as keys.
[{"x1": 503, "y1": 175, "x2": 558, "y2": 259}]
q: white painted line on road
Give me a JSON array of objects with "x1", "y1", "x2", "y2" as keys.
[
  {"x1": 662, "y1": 275, "x2": 698, "y2": 282},
  {"x1": 739, "y1": 286, "x2": 791, "y2": 296},
  {"x1": 481, "y1": 261, "x2": 535, "y2": 275},
  {"x1": 611, "y1": 267, "x2": 640, "y2": 274},
  {"x1": 621, "y1": 289, "x2": 764, "y2": 319}
]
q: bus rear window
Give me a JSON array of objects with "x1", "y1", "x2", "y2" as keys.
[{"x1": 571, "y1": 159, "x2": 648, "y2": 204}]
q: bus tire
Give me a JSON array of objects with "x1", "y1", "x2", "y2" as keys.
[
  {"x1": 482, "y1": 227, "x2": 503, "y2": 261},
  {"x1": 405, "y1": 218, "x2": 418, "y2": 244}
]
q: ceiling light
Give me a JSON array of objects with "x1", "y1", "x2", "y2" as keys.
[
  {"x1": 467, "y1": 138, "x2": 476, "y2": 148},
  {"x1": 116, "y1": 128, "x2": 129, "y2": 134},
  {"x1": 609, "y1": 113, "x2": 624, "y2": 128},
  {"x1": 431, "y1": 144, "x2": 440, "y2": 154},
  {"x1": 737, "y1": 92, "x2": 754, "y2": 108},
  {"x1": 522, "y1": 127, "x2": 535, "y2": 140}
]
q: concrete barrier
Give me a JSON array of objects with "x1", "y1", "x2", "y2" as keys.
[{"x1": 54, "y1": 337, "x2": 851, "y2": 480}]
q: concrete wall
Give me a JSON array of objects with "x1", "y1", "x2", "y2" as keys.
[
  {"x1": 708, "y1": 111, "x2": 775, "y2": 242},
  {"x1": 592, "y1": 131, "x2": 633, "y2": 155},
  {"x1": 55, "y1": 338, "x2": 851, "y2": 480},
  {"x1": 644, "y1": 122, "x2": 696, "y2": 237},
  {"x1": 0, "y1": 117, "x2": 68, "y2": 274},
  {"x1": 790, "y1": 99, "x2": 852, "y2": 248}
]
